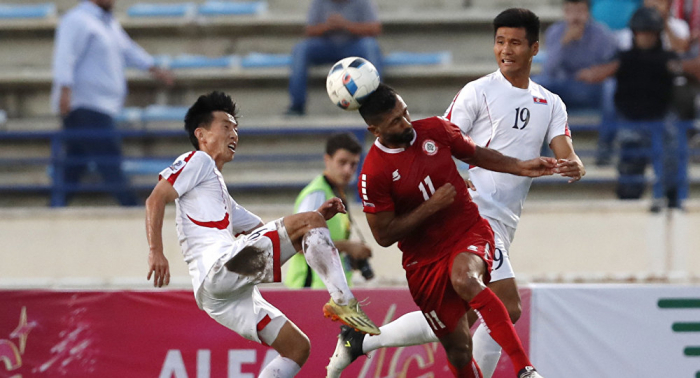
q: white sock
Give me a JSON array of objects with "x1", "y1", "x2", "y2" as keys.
[
  {"x1": 363, "y1": 311, "x2": 438, "y2": 353},
  {"x1": 259, "y1": 356, "x2": 301, "y2": 378},
  {"x1": 302, "y1": 228, "x2": 353, "y2": 305},
  {"x1": 472, "y1": 323, "x2": 502, "y2": 378}
]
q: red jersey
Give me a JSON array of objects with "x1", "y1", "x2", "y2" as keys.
[{"x1": 359, "y1": 116, "x2": 484, "y2": 268}]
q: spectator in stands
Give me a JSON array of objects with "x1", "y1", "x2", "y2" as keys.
[
  {"x1": 51, "y1": 0, "x2": 173, "y2": 206},
  {"x1": 285, "y1": 0, "x2": 382, "y2": 116},
  {"x1": 285, "y1": 132, "x2": 372, "y2": 289},
  {"x1": 535, "y1": 0, "x2": 618, "y2": 165},
  {"x1": 585, "y1": 7, "x2": 683, "y2": 208},
  {"x1": 538, "y1": 0, "x2": 617, "y2": 110},
  {"x1": 618, "y1": 0, "x2": 691, "y2": 53}
]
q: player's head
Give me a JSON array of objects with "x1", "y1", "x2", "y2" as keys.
[
  {"x1": 563, "y1": 0, "x2": 590, "y2": 27},
  {"x1": 184, "y1": 91, "x2": 239, "y2": 164},
  {"x1": 630, "y1": 6, "x2": 664, "y2": 49},
  {"x1": 359, "y1": 83, "x2": 414, "y2": 148},
  {"x1": 324, "y1": 132, "x2": 363, "y2": 187},
  {"x1": 493, "y1": 8, "x2": 540, "y2": 78}
]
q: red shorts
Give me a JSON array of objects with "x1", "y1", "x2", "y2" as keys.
[{"x1": 405, "y1": 217, "x2": 494, "y2": 338}]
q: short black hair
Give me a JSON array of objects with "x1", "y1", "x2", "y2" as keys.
[
  {"x1": 326, "y1": 132, "x2": 362, "y2": 157},
  {"x1": 493, "y1": 8, "x2": 540, "y2": 45},
  {"x1": 564, "y1": 0, "x2": 590, "y2": 7},
  {"x1": 184, "y1": 91, "x2": 237, "y2": 150},
  {"x1": 358, "y1": 83, "x2": 398, "y2": 126}
]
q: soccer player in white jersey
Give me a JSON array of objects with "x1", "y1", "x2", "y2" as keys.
[
  {"x1": 145, "y1": 91, "x2": 380, "y2": 378},
  {"x1": 326, "y1": 8, "x2": 585, "y2": 378}
]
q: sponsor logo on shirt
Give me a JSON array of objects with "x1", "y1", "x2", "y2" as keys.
[
  {"x1": 423, "y1": 140, "x2": 438, "y2": 156},
  {"x1": 533, "y1": 96, "x2": 548, "y2": 105},
  {"x1": 392, "y1": 169, "x2": 401, "y2": 181}
]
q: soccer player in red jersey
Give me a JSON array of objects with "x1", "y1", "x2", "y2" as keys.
[{"x1": 349, "y1": 83, "x2": 551, "y2": 378}]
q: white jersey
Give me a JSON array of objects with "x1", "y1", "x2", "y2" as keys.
[
  {"x1": 445, "y1": 70, "x2": 570, "y2": 229},
  {"x1": 159, "y1": 151, "x2": 262, "y2": 296}
]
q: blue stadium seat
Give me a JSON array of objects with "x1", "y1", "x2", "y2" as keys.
[
  {"x1": 241, "y1": 53, "x2": 292, "y2": 68},
  {"x1": 156, "y1": 54, "x2": 240, "y2": 69},
  {"x1": 127, "y1": 3, "x2": 196, "y2": 18},
  {"x1": 383, "y1": 51, "x2": 452, "y2": 67},
  {"x1": 0, "y1": 3, "x2": 56, "y2": 19},
  {"x1": 115, "y1": 107, "x2": 143, "y2": 124},
  {"x1": 198, "y1": 1, "x2": 267, "y2": 16},
  {"x1": 141, "y1": 105, "x2": 189, "y2": 122}
]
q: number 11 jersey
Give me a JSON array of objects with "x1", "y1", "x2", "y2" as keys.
[{"x1": 359, "y1": 116, "x2": 485, "y2": 269}]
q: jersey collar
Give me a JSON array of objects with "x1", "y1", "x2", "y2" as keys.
[{"x1": 373, "y1": 130, "x2": 418, "y2": 154}]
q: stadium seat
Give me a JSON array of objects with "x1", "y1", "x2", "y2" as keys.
[
  {"x1": 241, "y1": 53, "x2": 292, "y2": 68},
  {"x1": 126, "y1": 3, "x2": 196, "y2": 18},
  {"x1": 383, "y1": 51, "x2": 452, "y2": 67},
  {"x1": 197, "y1": 1, "x2": 267, "y2": 16},
  {"x1": 0, "y1": 3, "x2": 56, "y2": 19},
  {"x1": 115, "y1": 107, "x2": 143, "y2": 125},
  {"x1": 141, "y1": 105, "x2": 189, "y2": 122},
  {"x1": 155, "y1": 54, "x2": 240, "y2": 69}
]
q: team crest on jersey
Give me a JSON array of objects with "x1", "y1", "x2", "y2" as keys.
[{"x1": 423, "y1": 140, "x2": 438, "y2": 156}]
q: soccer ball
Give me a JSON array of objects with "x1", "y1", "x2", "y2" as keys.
[{"x1": 326, "y1": 57, "x2": 380, "y2": 111}]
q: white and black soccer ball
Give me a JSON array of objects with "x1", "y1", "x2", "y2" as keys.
[{"x1": 326, "y1": 57, "x2": 380, "y2": 111}]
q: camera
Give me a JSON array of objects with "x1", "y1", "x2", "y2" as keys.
[{"x1": 347, "y1": 256, "x2": 375, "y2": 280}]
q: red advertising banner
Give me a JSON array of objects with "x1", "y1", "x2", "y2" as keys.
[{"x1": 0, "y1": 288, "x2": 529, "y2": 378}]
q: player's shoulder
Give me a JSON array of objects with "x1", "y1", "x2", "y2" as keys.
[
  {"x1": 174, "y1": 150, "x2": 213, "y2": 167},
  {"x1": 460, "y1": 71, "x2": 500, "y2": 93},
  {"x1": 529, "y1": 80, "x2": 565, "y2": 107}
]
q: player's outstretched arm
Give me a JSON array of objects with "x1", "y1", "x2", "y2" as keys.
[
  {"x1": 366, "y1": 183, "x2": 456, "y2": 247},
  {"x1": 464, "y1": 146, "x2": 556, "y2": 177},
  {"x1": 550, "y1": 135, "x2": 586, "y2": 183},
  {"x1": 145, "y1": 180, "x2": 179, "y2": 288}
]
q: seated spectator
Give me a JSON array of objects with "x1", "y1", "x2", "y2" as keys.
[
  {"x1": 285, "y1": 0, "x2": 382, "y2": 116},
  {"x1": 536, "y1": 0, "x2": 618, "y2": 165},
  {"x1": 537, "y1": 0, "x2": 617, "y2": 110}
]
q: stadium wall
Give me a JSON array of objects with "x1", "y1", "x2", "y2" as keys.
[
  {"x1": 1, "y1": 285, "x2": 697, "y2": 377},
  {"x1": 1, "y1": 202, "x2": 699, "y2": 288}
]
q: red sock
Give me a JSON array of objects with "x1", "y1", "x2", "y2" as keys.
[
  {"x1": 447, "y1": 358, "x2": 483, "y2": 378},
  {"x1": 468, "y1": 287, "x2": 532, "y2": 374}
]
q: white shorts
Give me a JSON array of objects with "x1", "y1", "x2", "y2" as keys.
[
  {"x1": 196, "y1": 218, "x2": 296, "y2": 345},
  {"x1": 485, "y1": 216, "x2": 516, "y2": 282}
]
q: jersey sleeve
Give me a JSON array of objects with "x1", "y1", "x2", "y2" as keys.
[
  {"x1": 229, "y1": 199, "x2": 263, "y2": 235},
  {"x1": 158, "y1": 151, "x2": 211, "y2": 197},
  {"x1": 444, "y1": 83, "x2": 480, "y2": 135},
  {"x1": 438, "y1": 117, "x2": 477, "y2": 159},
  {"x1": 546, "y1": 95, "x2": 571, "y2": 144},
  {"x1": 358, "y1": 167, "x2": 394, "y2": 214}
]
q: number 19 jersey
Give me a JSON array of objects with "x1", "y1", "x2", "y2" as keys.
[
  {"x1": 359, "y1": 116, "x2": 484, "y2": 268},
  {"x1": 445, "y1": 71, "x2": 570, "y2": 229}
]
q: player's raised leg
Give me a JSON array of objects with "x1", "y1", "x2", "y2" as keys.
[
  {"x1": 282, "y1": 199, "x2": 380, "y2": 335},
  {"x1": 259, "y1": 321, "x2": 309, "y2": 378}
]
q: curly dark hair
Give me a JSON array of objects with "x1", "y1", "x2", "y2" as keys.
[{"x1": 358, "y1": 83, "x2": 398, "y2": 126}]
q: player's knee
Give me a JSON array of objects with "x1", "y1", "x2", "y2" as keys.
[
  {"x1": 452, "y1": 275, "x2": 485, "y2": 301},
  {"x1": 444, "y1": 344, "x2": 472, "y2": 369},
  {"x1": 301, "y1": 211, "x2": 326, "y2": 230}
]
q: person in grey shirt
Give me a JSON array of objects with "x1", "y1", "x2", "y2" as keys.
[
  {"x1": 51, "y1": 0, "x2": 173, "y2": 206},
  {"x1": 285, "y1": 0, "x2": 382, "y2": 116}
]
